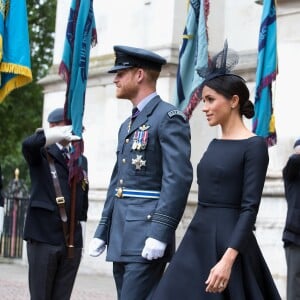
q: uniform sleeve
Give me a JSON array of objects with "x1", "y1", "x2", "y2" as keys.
[
  {"x1": 93, "y1": 125, "x2": 123, "y2": 242},
  {"x1": 149, "y1": 112, "x2": 193, "y2": 243},
  {"x1": 93, "y1": 160, "x2": 119, "y2": 242},
  {"x1": 22, "y1": 130, "x2": 46, "y2": 165},
  {"x1": 283, "y1": 154, "x2": 300, "y2": 181},
  {"x1": 228, "y1": 137, "x2": 269, "y2": 252}
]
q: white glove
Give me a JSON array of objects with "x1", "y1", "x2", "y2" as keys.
[
  {"x1": 44, "y1": 125, "x2": 81, "y2": 146},
  {"x1": 141, "y1": 237, "x2": 167, "y2": 260},
  {"x1": 80, "y1": 221, "x2": 86, "y2": 255},
  {"x1": 0, "y1": 206, "x2": 4, "y2": 236},
  {"x1": 88, "y1": 238, "x2": 106, "y2": 257}
]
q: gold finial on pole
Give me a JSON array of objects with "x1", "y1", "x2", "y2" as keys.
[{"x1": 15, "y1": 168, "x2": 19, "y2": 181}]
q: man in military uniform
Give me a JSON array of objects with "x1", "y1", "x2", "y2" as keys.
[
  {"x1": 89, "y1": 45, "x2": 193, "y2": 299},
  {"x1": 282, "y1": 137, "x2": 300, "y2": 300},
  {"x1": 22, "y1": 108, "x2": 89, "y2": 300}
]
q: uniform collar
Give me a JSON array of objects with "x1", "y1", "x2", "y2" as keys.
[{"x1": 136, "y1": 92, "x2": 157, "y2": 112}]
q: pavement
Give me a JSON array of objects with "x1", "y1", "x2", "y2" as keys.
[{"x1": 0, "y1": 258, "x2": 117, "y2": 300}]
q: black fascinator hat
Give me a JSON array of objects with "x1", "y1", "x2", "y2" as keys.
[
  {"x1": 197, "y1": 40, "x2": 240, "y2": 82},
  {"x1": 185, "y1": 40, "x2": 247, "y2": 119},
  {"x1": 187, "y1": 40, "x2": 254, "y2": 119},
  {"x1": 189, "y1": 40, "x2": 244, "y2": 102}
]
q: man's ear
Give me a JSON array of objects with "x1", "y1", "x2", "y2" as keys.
[{"x1": 136, "y1": 68, "x2": 145, "y2": 83}]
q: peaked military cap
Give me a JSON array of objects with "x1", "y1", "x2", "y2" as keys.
[
  {"x1": 47, "y1": 107, "x2": 64, "y2": 123},
  {"x1": 108, "y1": 45, "x2": 167, "y2": 73}
]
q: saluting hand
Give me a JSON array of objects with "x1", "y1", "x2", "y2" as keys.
[{"x1": 44, "y1": 125, "x2": 81, "y2": 146}]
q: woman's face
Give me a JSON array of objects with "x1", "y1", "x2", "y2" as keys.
[{"x1": 201, "y1": 85, "x2": 233, "y2": 127}]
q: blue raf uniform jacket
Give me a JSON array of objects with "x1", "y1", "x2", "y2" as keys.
[{"x1": 94, "y1": 96, "x2": 193, "y2": 262}]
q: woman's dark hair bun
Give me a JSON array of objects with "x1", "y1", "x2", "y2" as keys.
[{"x1": 241, "y1": 100, "x2": 254, "y2": 119}]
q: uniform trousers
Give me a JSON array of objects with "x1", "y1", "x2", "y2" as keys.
[
  {"x1": 27, "y1": 241, "x2": 81, "y2": 300},
  {"x1": 285, "y1": 244, "x2": 300, "y2": 300},
  {"x1": 113, "y1": 261, "x2": 166, "y2": 300}
]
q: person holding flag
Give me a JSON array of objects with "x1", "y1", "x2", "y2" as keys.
[
  {"x1": 22, "y1": 108, "x2": 89, "y2": 300},
  {"x1": 58, "y1": 0, "x2": 96, "y2": 255}
]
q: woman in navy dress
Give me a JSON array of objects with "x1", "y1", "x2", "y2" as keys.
[{"x1": 151, "y1": 43, "x2": 281, "y2": 300}]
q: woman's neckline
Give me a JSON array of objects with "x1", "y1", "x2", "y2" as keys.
[{"x1": 213, "y1": 135, "x2": 257, "y2": 142}]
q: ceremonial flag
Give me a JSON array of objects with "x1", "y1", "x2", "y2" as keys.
[
  {"x1": 174, "y1": 0, "x2": 209, "y2": 119},
  {"x1": 0, "y1": 0, "x2": 32, "y2": 103},
  {"x1": 59, "y1": 0, "x2": 97, "y2": 182},
  {"x1": 252, "y1": 0, "x2": 278, "y2": 146}
]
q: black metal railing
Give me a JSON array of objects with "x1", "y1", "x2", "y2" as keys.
[{"x1": 0, "y1": 169, "x2": 29, "y2": 258}]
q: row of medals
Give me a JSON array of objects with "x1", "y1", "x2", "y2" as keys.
[
  {"x1": 131, "y1": 125, "x2": 149, "y2": 170},
  {"x1": 131, "y1": 125, "x2": 149, "y2": 151}
]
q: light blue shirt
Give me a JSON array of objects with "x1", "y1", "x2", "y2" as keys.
[{"x1": 135, "y1": 92, "x2": 157, "y2": 112}]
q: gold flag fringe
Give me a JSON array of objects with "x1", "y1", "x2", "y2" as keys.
[
  {"x1": 0, "y1": 62, "x2": 32, "y2": 103},
  {"x1": 0, "y1": 36, "x2": 2, "y2": 62}
]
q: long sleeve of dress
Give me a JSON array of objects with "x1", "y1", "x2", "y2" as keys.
[{"x1": 228, "y1": 137, "x2": 269, "y2": 252}]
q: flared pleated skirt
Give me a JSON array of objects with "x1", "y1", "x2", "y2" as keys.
[{"x1": 152, "y1": 205, "x2": 281, "y2": 300}]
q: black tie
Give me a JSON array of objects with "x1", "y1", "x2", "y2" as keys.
[
  {"x1": 131, "y1": 107, "x2": 140, "y2": 120},
  {"x1": 128, "y1": 107, "x2": 140, "y2": 132},
  {"x1": 61, "y1": 147, "x2": 69, "y2": 163}
]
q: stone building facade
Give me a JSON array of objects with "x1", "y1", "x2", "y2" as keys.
[{"x1": 38, "y1": 0, "x2": 300, "y2": 298}]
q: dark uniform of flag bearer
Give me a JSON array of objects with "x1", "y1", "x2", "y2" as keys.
[
  {"x1": 22, "y1": 108, "x2": 89, "y2": 300},
  {"x1": 89, "y1": 45, "x2": 193, "y2": 300}
]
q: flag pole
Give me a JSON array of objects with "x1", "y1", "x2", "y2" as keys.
[
  {"x1": 59, "y1": 0, "x2": 97, "y2": 258},
  {"x1": 68, "y1": 176, "x2": 77, "y2": 258}
]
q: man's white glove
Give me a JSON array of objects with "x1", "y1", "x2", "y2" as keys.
[
  {"x1": 141, "y1": 237, "x2": 167, "y2": 260},
  {"x1": 0, "y1": 206, "x2": 4, "y2": 237},
  {"x1": 88, "y1": 238, "x2": 106, "y2": 257},
  {"x1": 44, "y1": 125, "x2": 81, "y2": 146},
  {"x1": 80, "y1": 221, "x2": 86, "y2": 256}
]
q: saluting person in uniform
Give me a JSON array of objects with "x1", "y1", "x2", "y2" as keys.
[
  {"x1": 89, "y1": 45, "x2": 193, "y2": 300},
  {"x1": 22, "y1": 108, "x2": 89, "y2": 300}
]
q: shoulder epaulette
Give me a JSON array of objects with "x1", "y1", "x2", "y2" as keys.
[{"x1": 167, "y1": 109, "x2": 187, "y2": 121}]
